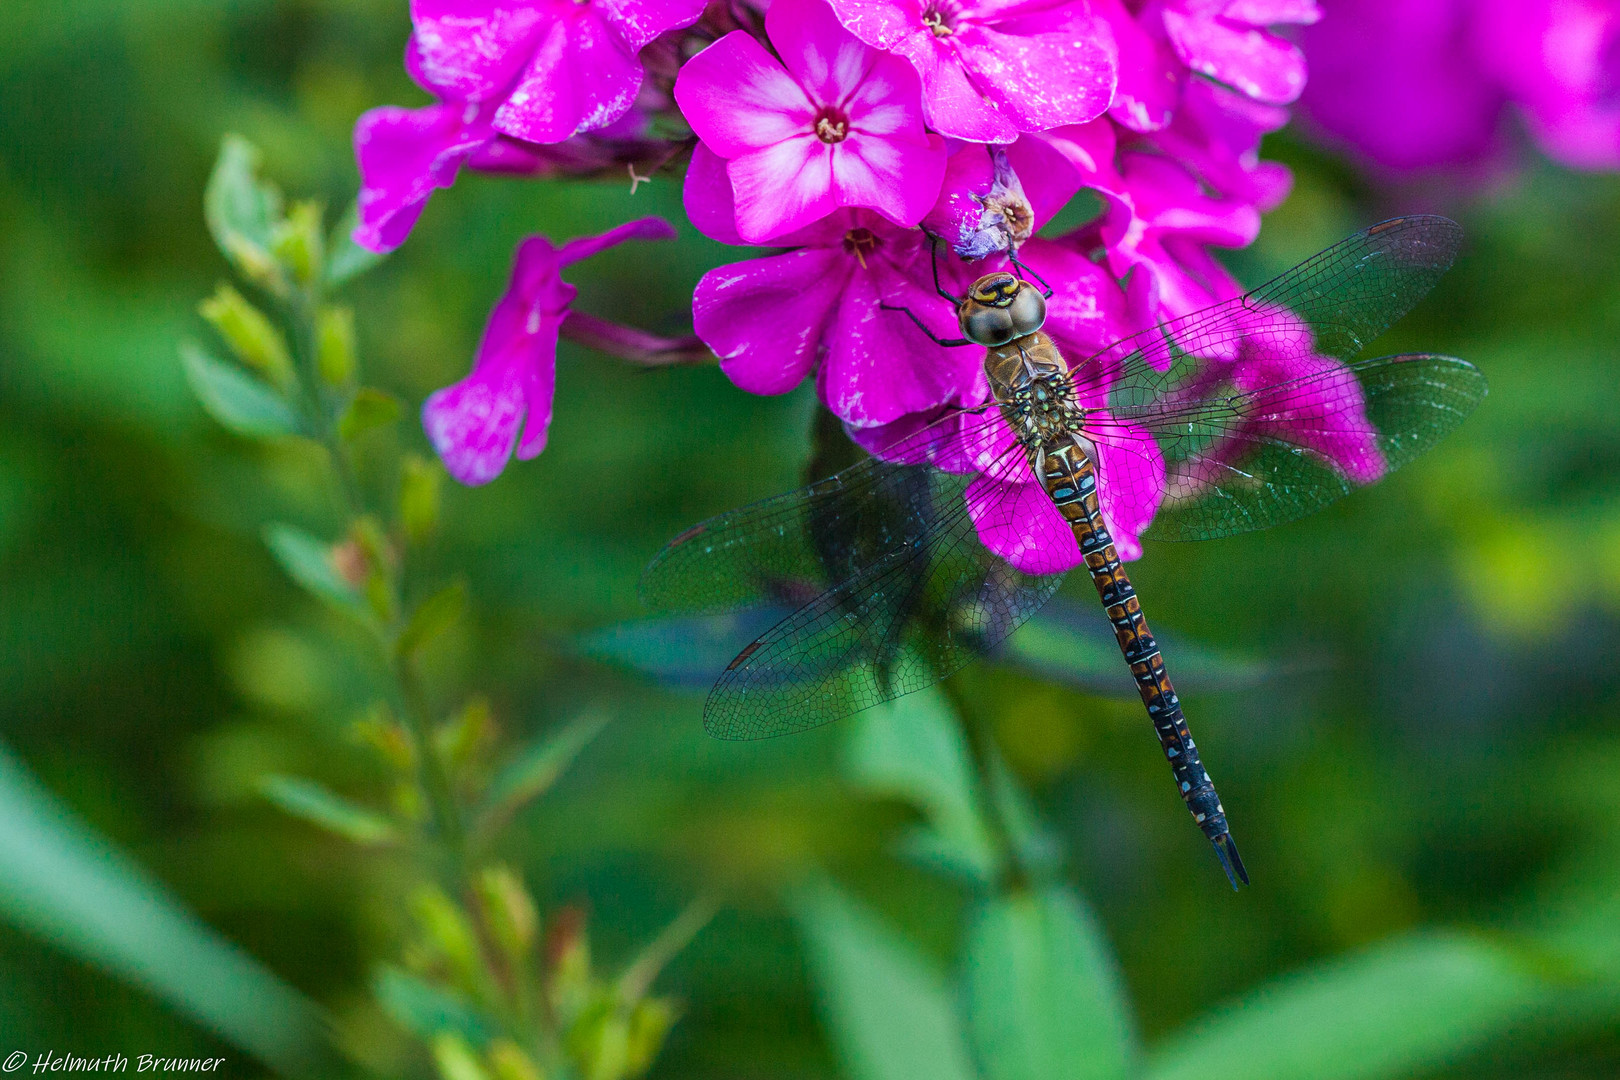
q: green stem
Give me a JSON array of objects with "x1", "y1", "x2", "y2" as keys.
[
  {"x1": 283, "y1": 281, "x2": 465, "y2": 876},
  {"x1": 616, "y1": 893, "x2": 720, "y2": 1005},
  {"x1": 939, "y1": 678, "x2": 1030, "y2": 892}
]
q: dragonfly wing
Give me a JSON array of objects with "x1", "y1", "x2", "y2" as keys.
[
  {"x1": 1087, "y1": 354, "x2": 1487, "y2": 542},
  {"x1": 1070, "y1": 214, "x2": 1464, "y2": 403},
  {"x1": 702, "y1": 461, "x2": 1064, "y2": 739},
  {"x1": 641, "y1": 407, "x2": 1000, "y2": 615}
]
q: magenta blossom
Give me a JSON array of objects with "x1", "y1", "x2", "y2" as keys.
[
  {"x1": 410, "y1": 0, "x2": 706, "y2": 146},
  {"x1": 1302, "y1": 0, "x2": 1620, "y2": 173},
  {"x1": 354, "y1": 97, "x2": 505, "y2": 253},
  {"x1": 692, "y1": 209, "x2": 978, "y2": 426},
  {"x1": 674, "y1": 0, "x2": 946, "y2": 243},
  {"x1": 826, "y1": 0, "x2": 1117, "y2": 143},
  {"x1": 422, "y1": 217, "x2": 676, "y2": 485},
  {"x1": 1082, "y1": 150, "x2": 1257, "y2": 331},
  {"x1": 1151, "y1": 0, "x2": 1320, "y2": 105}
]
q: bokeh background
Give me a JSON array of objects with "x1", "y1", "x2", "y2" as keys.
[{"x1": 5, "y1": 0, "x2": 1620, "y2": 1076}]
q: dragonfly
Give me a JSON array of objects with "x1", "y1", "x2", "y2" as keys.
[{"x1": 642, "y1": 216, "x2": 1486, "y2": 888}]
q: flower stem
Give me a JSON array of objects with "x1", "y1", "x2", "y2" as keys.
[{"x1": 560, "y1": 310, "x2": 712, "y2": 367}]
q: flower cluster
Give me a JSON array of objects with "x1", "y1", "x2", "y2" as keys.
[
  {"x1": 1301, "y1": 0, "x2": 1620, "y2": 173},
  {"x1": 356, "y1": 0, "x2": 1347, "y2": 568}
]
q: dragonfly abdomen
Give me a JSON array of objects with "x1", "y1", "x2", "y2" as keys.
[{"x1": 1031, "y1": 437, "x2": 1250, "y2": 889}]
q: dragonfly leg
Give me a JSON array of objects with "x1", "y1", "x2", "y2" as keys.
[
  {"x1": 1008, "y1": 249, "x2": 1054, "y2": 299},
  {"x1": 1030, "y1": 438, "x2": 1249, "y2": 889},
  {"x1": 879, "y1": 301, "x2": 973, "y2": 348},
  {"x1": 922, "y1": 232, "x2": 966, "y2": 306}
]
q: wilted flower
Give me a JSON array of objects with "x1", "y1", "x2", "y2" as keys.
[
  {"x1": 422, "y1": 218, "x2": 676, "y2": 485},
  {"x1": 674, "y1": 0, "x2": 947, "y2": 243}
]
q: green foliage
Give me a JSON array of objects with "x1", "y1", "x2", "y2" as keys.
[
  {"x1": 180, "y1": 344, "x2": 302, "y2": 438},
  {"x1": 793, "y1": 877, "x2": 977, "y2": 1080},
  {"x1": 259, "y1": 774, "x2": 398, "y2": 845},
  {"x1": 963, "y1": 888, "x2": 1136, "y2": 1080}
]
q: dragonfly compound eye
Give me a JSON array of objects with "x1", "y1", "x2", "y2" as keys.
[
  {"x1": 963, "y1": 303, "x2": 1016, "y2": 346},
  {"x1": 1008, "y1": 284, "x2": 1046, "y2": 336}
]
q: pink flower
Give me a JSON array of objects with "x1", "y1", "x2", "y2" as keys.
[
  {"x1": 922, "y1": 132, "x2": 1104, "y2": 258},
  {"x1": 422, "y1": 217, "x2": 676, "y2": 485},
  {"x1": 825, "y1": 0, "x2": 1117, "y2": 143},
  {"x1": 673, "y1": 0, "x2": 946, "y2": 244},
  {"x1": 692, "y1": 209, "x2": 977, "y2": 426},
  {"x1": 1150, "y1": 0, "x2": 1320, "y2": 106},
  {"x1": 1083, "y1": 150, "x2": 1258, "y2": 329},
  {"x1": 1475, "y1": 0, "x2": 1620, "y2": 170},
  {"x1": 1301, "y1": 0, "x2": 1620, "y2": 174},
  {"x1": 410, "y1": 0, "x2": 706, "y2": 145}
]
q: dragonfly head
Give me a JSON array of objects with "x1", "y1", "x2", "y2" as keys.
[{"x1": 959, "y1": 271, "x2": 1046, "y2": 347}]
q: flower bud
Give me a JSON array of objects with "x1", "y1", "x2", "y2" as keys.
[
  {"x1": 198, "y1": 284, "x2": 294, "y2": 390},
  {"x1": 317, "y1": 305, "x2": 357, "y2": 387},
  {"x1": 272, "y1": 199, "x2": 326, "y2": 287},
  {"x1": 476, "y1": 865, "x2": 540, "y2": 965}
]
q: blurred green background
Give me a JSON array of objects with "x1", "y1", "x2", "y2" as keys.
[{"x1": 5, "y1": 1, "x2": 1620, "y2": 1076}]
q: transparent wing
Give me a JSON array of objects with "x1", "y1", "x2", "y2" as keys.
[
  {"x1": 1084, "y1": 354, "x2": 1487, "y2": 541},
  {"x1": 641, "y1": 411, "x2": 1063, "y2": 739},
  {"x1": 642, "y1": 407, "x2": 998, "y2": 615},
  {"x1": 701, "y1": 456, "x2": 1063, "y2": 739},
  {"x1": 1067, "y1": 214, "x2": 1464, "y2": 402}
]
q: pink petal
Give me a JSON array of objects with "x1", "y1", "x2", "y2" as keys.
[
  {"x1": 353, "y1": 102, "x2": 493, "y2": 253},
  {"x1": 1095, "y1": 0, "x2": 1181, "y2": 132},
  {"x1": 674, "y1": 31, "x2": 814, "y2": 156},
  {"x1": 729, "y1": 138, "x2": 842, "y2": 242},
  {"x1": 595, "y1": 0, "x2": 709, "y2": 51},
  {"x1": 410, "y1": 0, "x2": 547, "y2": 101},
  {"x1": 819, "y1": 261, "x2": 976, "y2": 425},
  {"x1": 1091, "y1": 416, "x2": 1165, "y2": 560},
  {"x1": 1161, "y1": 8, "x2": 1308, "y2": 104},
  {"x1": 966, "y1": 472, "x2": 1082, "y2": 576},
  {"x1": 768, "y1": 0, "x2": 881, "y2": 105},
  {"x1": 1234, "y1": 350, "x2": 1385, "y2": 485},
  {"x1": 495, "y1": 13, "x2": 645, "y2": 143},
  {"x1": 422, "y1": 349, "x2": 536, "y2": 485},
  {"x1": 694, "y1": 247, "x2": 852, "y2": 395},
  {"x1": 683, "y1": 141, "x2": 748, "y2": 245},
  {"x1": 954, "y1": 15, "x2": 1117, "y2": 133},
  {"x1": 832, "y1": 129, "x2": 945, "y2": 228},
  {"x1": 1223, "y1": 0, "x2": 1319, "y2": 25}
]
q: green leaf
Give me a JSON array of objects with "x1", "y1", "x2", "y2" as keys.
[
  {"x1": 203, "y1": 134, "x2": 287, "y2": 294},
  {"x1": 181, "y1": 344, "x2": 300, "y2": 439},
  {"x1": 964, "y1": 886, "x2": 1136, "y2": 1080},
  {"x1": 400, "y1": 454, "x2": 443, "y2": 545},
  {"x1": 845, "y1": 686, "x2": 998, "y2": 882},
  {"x1": 259, "y1": 775, "x2": 397, "y2": 845},
  {"x1": 479, "y1": 711, "x2": 611, "y2": 832},
  {"x1": 1147, "y1": 932, "x2": 1558, "y2": 1080},
  {"x1": 264, "y1": 524, "x2": 363, "y2": 614},
  {"x1": 373, "y1": 965, "x2": 494, "y2": 1047},
  {"x1": 325, "y1": 202, "x2": 388, "y2": 289},
  {"x1": 791, "y1": 876, "x2": 976, "y2": 1080},
  {"x1": 339, "y1": 386, "x2": 403, "y2": 441},
  {"x1": 197, "y1": 284, "x2": 294, "y2": 389},
  {"x1": 0, "y1": 741, "x2": 335, "y2": 1075},
  {"x1": 396, "y1": 580, "x2": 467, "y2": 660}
]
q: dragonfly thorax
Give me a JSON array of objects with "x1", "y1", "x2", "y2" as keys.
[{"x1": 984, "y1": 331, "x2": 1083, "y2": 447}]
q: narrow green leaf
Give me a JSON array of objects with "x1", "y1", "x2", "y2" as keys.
[
  {"x1": 197, "y1": 284, "x2": 294, "y2": 389},
  {"x1": 203, "y1": 135, "x2": 287, "y2": 294},
  {"x1": 264, "y1": 524, "x2": 363, "y2": 614},
  {"x1": 0, "y1": 742, "x2": 334, "y2": 1075},
  {"x1": 845, "y1": 686, "x2": 998, "y2": 882},
  {"x1": 259, "y1": 774, "x2": 397, "y2": 845},
  {"x1": 1147, "y1": 932, "x2": 1556, "y2": 1080},
  {"x1": 791, "y1": 876, "x2": 976, "y2": 1080},
  {"x1": 339, "y1": 387, "x2": 402, "y2": 441},
  {"x1": 325, "y1": 202, "x2": 388, "y2": 289},
  {"x1": 964, "y1": 887, "x2": 1136, "y2": 1080},
  {"x1": 373, "y1": 965, "x2": 494, "y2": 1047},
  {"x1": 400, "y1": 454, "x2": 443, "y2": 545},
  {"x1": 181, "y1": 344, "x2": 300, "y2": 439},
  {"x1": 479, "y1": 712, "x2": 611, "y2": 831},
  {"x1": 396, "y1": 580, "x2": 467, "y2": 660}
]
